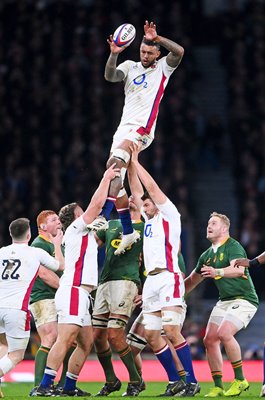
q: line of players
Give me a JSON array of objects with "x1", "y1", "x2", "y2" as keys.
[{"x1": 0, "y1": 19, "x2": 264, "y2": 398}]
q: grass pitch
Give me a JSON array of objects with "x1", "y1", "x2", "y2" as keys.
[{"x1": 0, "y1": 381, "x2": 261, "y2": 399}]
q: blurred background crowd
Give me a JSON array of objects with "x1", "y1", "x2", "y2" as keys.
[{"x1": 0, "y1": 0, "x2": 265, "y2": 359}]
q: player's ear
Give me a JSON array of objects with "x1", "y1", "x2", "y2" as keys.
[{"x1": 40, "y1": 223, "x2": 46, "y2": 230}]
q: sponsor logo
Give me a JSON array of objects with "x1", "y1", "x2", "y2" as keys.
[
  {"x1": 119, "y1": 301, "x2": 125, "y2": 307},
  {"x1": 232, "y1": 305, "x2": 239, "y2": 309}
]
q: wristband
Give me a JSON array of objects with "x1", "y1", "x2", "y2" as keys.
[
  {"x1": 215, "y1": 269, "x2": 224, "y2": 277},
  {"x1": 249, "y1": 258, "x2": 260, "y2": 267}
]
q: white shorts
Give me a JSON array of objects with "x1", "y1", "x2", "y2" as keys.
[
  {"x1": 209, "y1": 299, "x2": 257, "y2": 329},
  {"x1": 142, "y1": 271, "x2": 185, "y2": 313},
  {"x1": 93, "y1": 280, "x2": 138, "y2": 317},
  {"x1": 0, "y1": 308, "x2": 31, "y2": 351},
  {"x1": 55, "y1": 286, "x2": 92, "y2": 327},
  {"x1": 111, "y1": 125, "x2": 154, "y2": 152},
  {"x1": 30, "y1": 299, "x2": 57, "y2": 328}
]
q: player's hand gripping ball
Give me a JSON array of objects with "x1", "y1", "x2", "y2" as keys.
[{"x1": 113, "y1": 23, "x2": 136, "y2": 47}]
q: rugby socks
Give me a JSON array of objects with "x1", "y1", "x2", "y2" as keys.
[
  {"x1": 178, "y1": 369, "x2": 187, "y2": 382},
  {"x1": 231, "y1": 359, "x2": 244, "y2": 381},
  {"x1": 211, "y1": 370, "x2": 223, "y2": 389},
  {"x1": 118, "y1": 346, "x2": 141, "y2": 382},
  {"x1": 63, "y1": 371, "x2": 78, "y2": 391},
  {"x1": 101, "y1": 197, "x2": 116, "y2": 220},
  {"x1": 117, "y1": 208, "x2": 134, "y2": 235},
  {"x1": 40, "y1": 366, "x2": 57, "y2": 387},
  {"x1": 97, "y1": 348, "x2": 117, "y2": 382},
  {"x1": 263, "y1": 344, "x2": 265, "y2": 384},
  {"x1": 57, "y1": 345, "x2": 76, "y2": 388},
  {"x1": 154, "y1": 344, "x2": 180, "y2": 382},
  {"x1": 175, "y1": 341, "x2": 197, "y2": 383},
  {"x1": 34, "y1": 345, "x2": 50, "y2": 386}
]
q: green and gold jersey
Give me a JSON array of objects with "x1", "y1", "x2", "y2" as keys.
[
  {"x1": 97, "y1": 219, "x2": 144, "y2": 285},
  {"x1": 29, "y1": 235, "x2": 63, "y2": 304},
  {"x1": 195, "y1": 237, "x2": 259, "y2": 307}
]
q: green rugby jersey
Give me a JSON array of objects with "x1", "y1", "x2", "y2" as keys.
[
  {"x1": 97, "y1": 219, "x2": 144, "y2": 285},
  {"x1": 29, "y1": 235, "x2": 63, "y2": 304},
  {"x1": 195, "y1": 237, "x2": 259, "y2": 307}
]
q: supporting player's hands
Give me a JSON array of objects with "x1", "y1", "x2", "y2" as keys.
[
  {"x1": 104, "y1": 163, "x2": 121, "y2": 181},
  {"x1": 133, "y1": 294, "x2": 143, "y2": 307},
  {"x1": 107, "y1": 35, "x2": 127, "y2": 54},
  {"x1": 201, "y1": 265, "x2": 216, "y2": 278},
  {"x1": 233, "y1": 258, "x2": 250, "y2": 268},
  {"x1": 144, "y1": 20, "x2": 158, "y2": 41},
  {"x1": 129, "y1": 142, "x2": 142, "y2": 164}
]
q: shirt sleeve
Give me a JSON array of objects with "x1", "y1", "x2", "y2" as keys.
[
  {"x1": 160, "y1": 56, "x2": 178, "y2": 77},
  {"x1": 116, "y1": 60, "x2": 134, "y2": 80},
  {"x1": 36, "y1": 248, "x2": 59, "y2": 271},
  {"x1": 156, "y1": 198, "x2": 180, "y2": 221}
]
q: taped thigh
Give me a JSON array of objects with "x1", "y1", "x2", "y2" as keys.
[
  {"x1": 143, "y1": 314, "x2": 162, "y2": 331},
  {"x1": 107, "y1": 316, "x2": 127, "y2": 329},
  {"x1": 92, "y1": 316, "x2": 108, "y2": 329},
  {"x1": 162, "y1": 310, "x2": 182, "y2": 327}
]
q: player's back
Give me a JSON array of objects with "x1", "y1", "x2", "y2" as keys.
[{"x1": 0, "y1": 243, "x2": 55, "y2": 310}]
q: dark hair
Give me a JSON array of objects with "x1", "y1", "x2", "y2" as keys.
[
  {"x1": 9, "y1": 218, "x2": 30, "y2": 240},
  {"x1": 141, "y1": 190, "x2": 153, "y2": 201},
  {"x1": 59, "y1": 202, "x2": 78, "y2": 232},
  {"x1": 141, "y1": 37, "x2": 160, "y2": 50}
]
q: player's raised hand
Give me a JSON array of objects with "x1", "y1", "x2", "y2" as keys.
[
  {"x1": 104, "y1": 163, "x2": 121, "y2": 180},
  {"x1": 144, "y1": 20, "x2": 158, "y2": 41},
  {"x1": 107, "y1": 35, "x2": 126, "y2": 54},
  {"x1": 129, "y1": 142, "x2": 142, "y2": 164}
]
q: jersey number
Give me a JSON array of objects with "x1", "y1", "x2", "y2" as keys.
[{"x1": 1, "y1": 259, "x2": 21, "y2": 280}]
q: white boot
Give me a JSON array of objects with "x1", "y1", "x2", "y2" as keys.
[
  {"x1": 87, "y1": 216, "x2": 109, "y2": 231},
  {"x1": 114, "y1": 230, "x2": 140, "y2": 255}
]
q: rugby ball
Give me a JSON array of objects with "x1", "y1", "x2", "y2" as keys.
[{"x1": 113, "y1": 23, "x2": 136, "y2": 47}]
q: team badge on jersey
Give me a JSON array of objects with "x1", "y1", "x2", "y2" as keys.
[{"x1": 219, "y1": 253, "x2": 224, "y2": 261}]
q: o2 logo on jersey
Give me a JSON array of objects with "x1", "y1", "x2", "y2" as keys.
[
  {"x1": 133, "y1": 74, "x2": 148, "y2": 88},
  {"x1": 144, "y1": 224, "x2": 153, "y2": 237}
]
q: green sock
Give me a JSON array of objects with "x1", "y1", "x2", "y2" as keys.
[
  {"x1": 118, "y1": 346, "x2": 141, "y2": 383},
  {"x1": 34, "y1": 345, "x2": 50, "y2": 386},
  {"x1": 212, "y1": 370, "x2": 223, "y2": 389},
  {"x1": 97, "y1": 348, "x2": 117, "y2": 382},
  {"x1": 231, "y1": 360, "x2": 244, "y2": 380},
  {"x1": 178, "y1": 369, "x2": 186, "y2": 382},
  {"x1": 57, "y1": 346, "x2": 76, "y2": 387}
]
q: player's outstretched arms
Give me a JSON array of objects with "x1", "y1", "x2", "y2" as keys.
[
  {"x1": 234, "y1": 251, "x2": 265, "y2": 268},
  {"x1": 144, "y1": 20, "x2": 184, "y2": 68},
  {"x1": 201, "y1": 264, "x2": 246, "y2": 278},
  {"x1": 184, "y1": 270, "x2": 203, "y2": 294}
]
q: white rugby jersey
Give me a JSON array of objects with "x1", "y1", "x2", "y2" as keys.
[
  {"x1": 116, "y1": 57, "x2": 177, "y2": 137},
  {"x1": 59, "y1": 216, "x2": 98, "y2": 289},
  {"x1": 0, "y1": 243, "x2": 59, "y2": 311},
  {"x1": 142, "y1": 198, "x2": 181, "y2": 274}
]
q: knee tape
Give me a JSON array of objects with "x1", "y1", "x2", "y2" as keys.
[
  {"x1": 112, "y1": 149, "x2": 130, "y2": 164},
  {"x1": 127, "y1": 332, "x2": 147, "y2": 350},
  {"x1": 143, "y1": 314, "x2": 162, "y2": 331},
  {"x1": 162, "y1": 311, "x2": 182, "y2": 326},
  {"x1": 92, "y1": 316, "x2": 108, "y2": 329},
  {"x1": 0, "y1": 355, "x2": 14, "y2": 374},
  {"x1": 108, "y1": 317, "x2": 127, "y2": 329}
]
